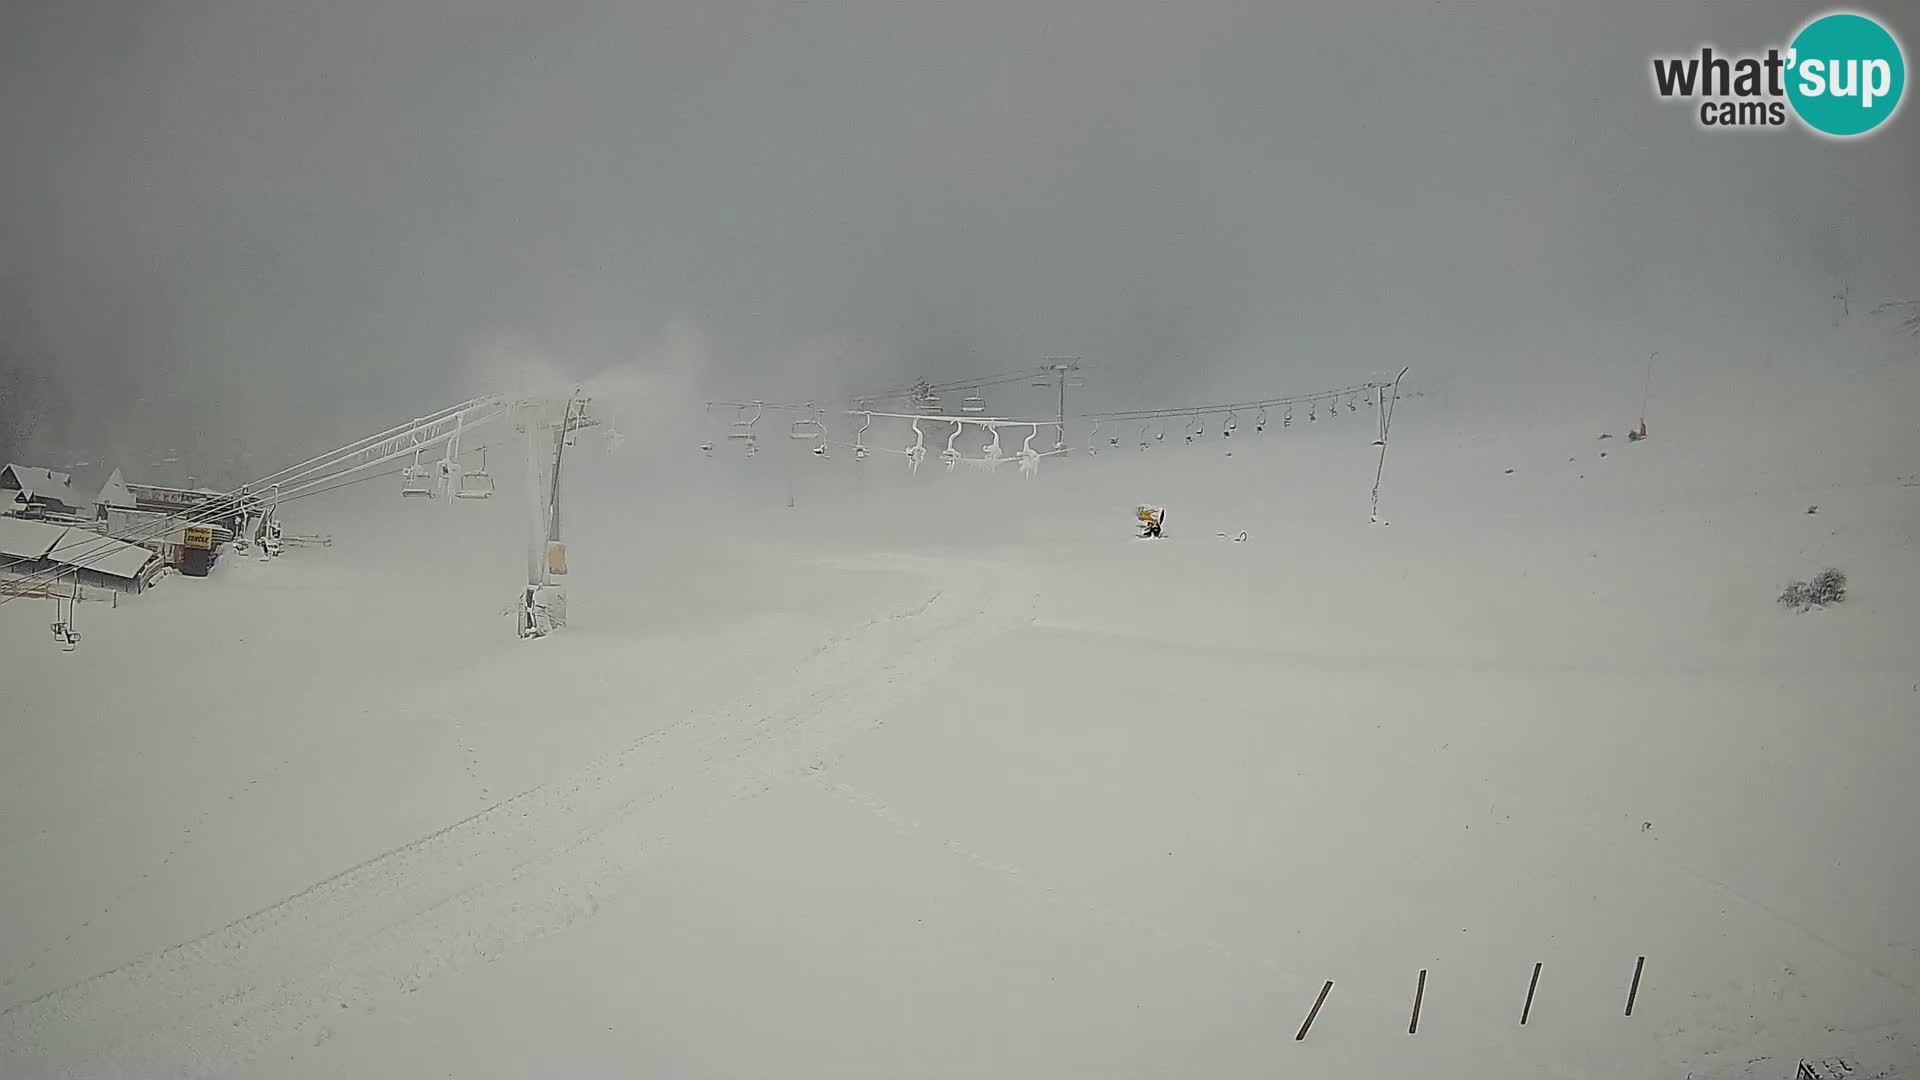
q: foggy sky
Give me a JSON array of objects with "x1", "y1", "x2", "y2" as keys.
[{"x1": 3, "y1": 0, "x2": 1915, "y2": 474}]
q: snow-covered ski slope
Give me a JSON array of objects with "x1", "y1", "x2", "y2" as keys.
[{"x1": 3, "y1": 343, "x2": 1916, "y2": 1079}]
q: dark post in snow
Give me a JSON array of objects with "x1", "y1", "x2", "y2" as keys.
[
  {"x1": 1409, "y1": 969, "x2": 1427, "y2": 1034},
  {"x1": 1521, "y1": 962, "x2": 1543, "y2": 1026},
  {"x1": 548, "y1": 392, "x2": 577, "y2": 544},
  {"x1": 1041, "y1": 357, "x2": 1081, "y2": 451},
  {"x1": 1625, "y1": 956, "x2": 1646, "y2": 1017},
  {"x1": 1295, "y1": 980, "x2": 1333, "y2": 1041}
]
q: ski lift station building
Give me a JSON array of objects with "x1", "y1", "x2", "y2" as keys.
[
  {"x1": 1, "y1": 463, "x2": 94, "y2": 519},
  {"x1": 0, "y1": 516, "x2": 164, "y2": 595}
]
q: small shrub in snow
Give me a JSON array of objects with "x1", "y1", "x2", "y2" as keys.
[
  {"x1": 1808, "y1": 567, "x2": 1848, "y2": 605},
  {"x1": 1778, "y1": 568, "x2": 1848, "y2": 612}
]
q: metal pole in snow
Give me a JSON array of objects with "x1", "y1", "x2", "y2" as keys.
[
  {"x1": 548, "y1": 396, "x2": 570, "y2": 544},
  {"x1": 1640, "y1": 351, "x2": 1657, "y2": 428},
  {"x1": 525, "y1": 412, "x2": 545, "y2": 590},
  {"x1": 1058, "y1": 369, "x2": 1066, "y2": 449},
  {"x1": 446, "y1": 408, "x2": 463, "y2": 506}
]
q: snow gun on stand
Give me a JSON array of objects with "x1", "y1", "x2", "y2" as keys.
[{"x1": 1136, "y1": 504, "x2": 1165, "y2": 539}]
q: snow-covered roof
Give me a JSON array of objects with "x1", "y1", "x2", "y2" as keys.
[
  {"x1": 96, "y1": 468, "x2": 137, "y2": 510},
  {"x1": 0, "y1": 516, "x2": 158, "y2": 580},
  {"x1": 82, "y1": 539, "x2": 160, "y2": 581},
  {"x1": 0, "y1": 463, "x2": 88, "y2": 509},
  {"x1": 0, "y1": 514, "x2": 64, "y2": 560}
]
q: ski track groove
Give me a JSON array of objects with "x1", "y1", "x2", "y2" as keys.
[{"x1": 0, "y1": 579, "x2": 1035, "y2": 1079}]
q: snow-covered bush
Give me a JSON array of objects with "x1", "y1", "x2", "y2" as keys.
[
  {"x1": 1778, "y1": 568, "x2": 1848, "y2": 612},
  {"x1": 1808, "y1": 567, "x2": 1848, "y2": 605}
]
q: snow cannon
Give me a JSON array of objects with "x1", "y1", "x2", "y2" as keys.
[{"x1": 1136, "y1": 504, "x2": 1165, "y2": 539}]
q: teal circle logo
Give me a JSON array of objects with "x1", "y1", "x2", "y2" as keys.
[{"x1": 1787, "y1": 12, "x2": 1906, "y2": 137}]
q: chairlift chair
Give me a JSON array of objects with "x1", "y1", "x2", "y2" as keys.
[
  {"x1": 906, "y1": 417, "x2": 928, "y2": 474},
  {"x1": 49, "y1": 576, "x2": 81, "y2": 651},
  {"x1": 941, "y1": 423, "x2": 962, "y2": 471},
  {"x1": 727, "y1": 402, "x2": 762, "y2": 447},
  {"x1": 981, "y1": 424, "x2": 1004, "y2": 462},
  {"x1": 960, "y1": 394, "x2": 987, "y2": 414},
  {"x1": 853, "y1": 412, "x2": 873, "y2": 460},
  {"x1": 401, "y1": 450, "x2": 435, "y2": 497},
  {"x1": 1020, "y1": 424, "x2": 1043, "y2": 477},
  {"x1": 456, "y1": 447, "x2": 495, "y2": 499}
]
